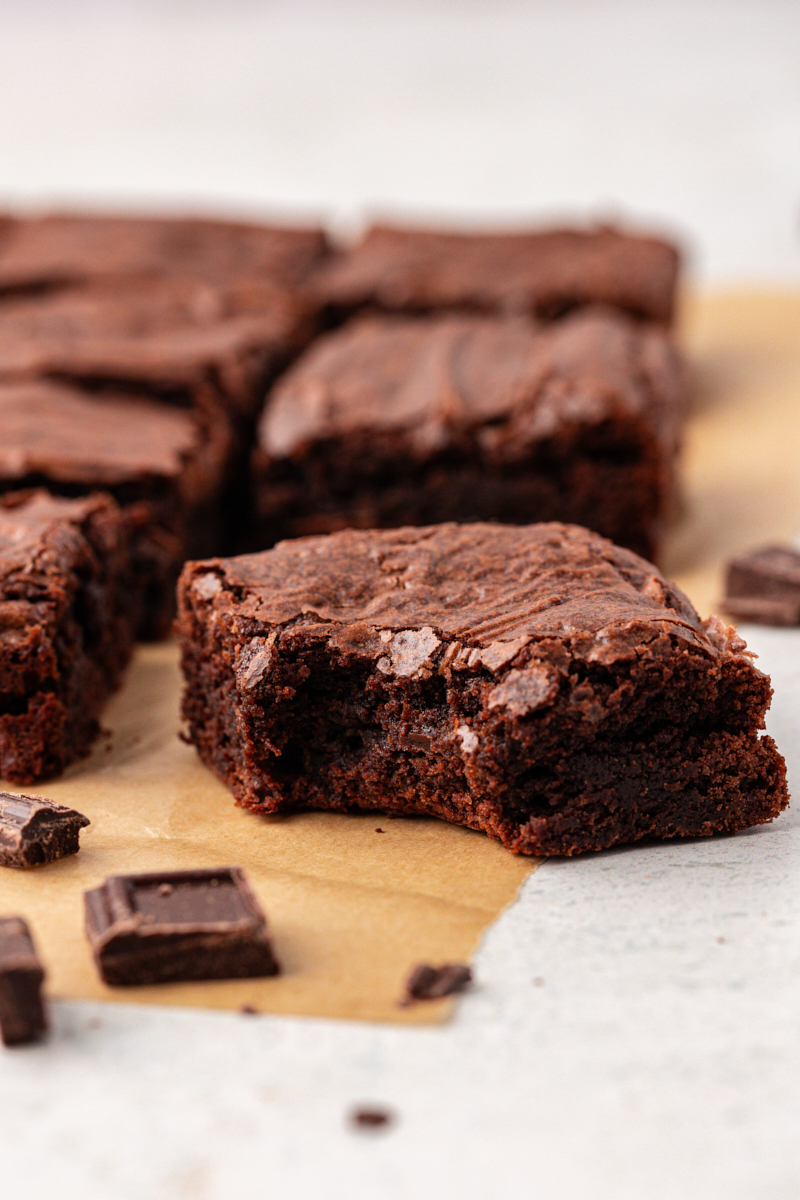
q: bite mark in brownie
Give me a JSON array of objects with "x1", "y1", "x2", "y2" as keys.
[
  {"x1": 254, "y1": 309, "x2": 684, "y2": 562},
  {"x1": 177, "y1": 522, "x2": 788, "y2": 857},
  {"x1": 0, "y1": 381, "x2": 231, "y2": 637},
  {"x1": 0, "y1": 491, "x2": 135, "y2": 783},
  {"x1": 311, "y1": 222, "x2": 680, "y2": 324}
]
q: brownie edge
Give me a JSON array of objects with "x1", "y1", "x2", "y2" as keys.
[{"x1": 177, "y1": 522, "x2": 788, "y2": 857}]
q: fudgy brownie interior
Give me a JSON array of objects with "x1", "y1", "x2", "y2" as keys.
[{"x1": 178, "y1": 522, "x2": 787, "y2": 856}]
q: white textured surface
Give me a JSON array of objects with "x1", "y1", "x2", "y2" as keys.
[
  {"x1": 2, "y1": 626, "x2": 798, "y2": 1200},
  {"x1": 0, "y1": 4, "x2": 799, "y2": 1197}
]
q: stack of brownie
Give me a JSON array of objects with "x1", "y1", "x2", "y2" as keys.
[{"x1": 0, "y1": 206, "x2": 788, "y2": 863}]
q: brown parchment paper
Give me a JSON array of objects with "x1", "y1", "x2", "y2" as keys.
[{"x1": 0, "y1": 289, "x2": 798, "y2": 1024}]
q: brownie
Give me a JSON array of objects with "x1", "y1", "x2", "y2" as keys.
[
  {"x1": 177, "y1": 522, "x2": 788, "y2": 857},
  {"x1": 253, "y1": 309, "x2": 684, "y2": 562},
  {"x1": 0, "y1": 491, "x2": 135, "y2": 783},
  {"x1": 0, "y1": 275, "x2": 314, "y2": 424},
  {"x1": 311, "y1": 222, "x2": 680, "y2": 324},
  {"x1": 0, "y1": 380, "x2": 232, "y2": 637},
  {"x1": 84, "y1": 867, "x2": 280, "y2": 986},
  {"x1": 0, "y1": 212, "x2": 329, "y2": 295}
]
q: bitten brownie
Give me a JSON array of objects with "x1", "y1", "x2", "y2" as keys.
[
  {"x1": 311, "y1": 222, "x2": 680, "y2": 324},
  {"x1": 253, "y1": 309, "x2": 684, "y2": 562},
  {"x1": 0, "y1": 380, "x2": 232, "y2": 637},
  {"x1": 0, "y1": 491, "x2": 134, "y2": 783},
  {"x1": 177, "y1": 522, "x2": 788, "y2": 857}
]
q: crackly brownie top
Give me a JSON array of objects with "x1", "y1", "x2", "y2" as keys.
[
  {"x1": 0, "y1": 490, "x2": 118, "y2": 579},
  {"x1": 259, "y1": 309, "x2": 683, "y2": 459},
  {"x1": 184, "y1": 522, "x2": 740, "y2": 667},
  {"x1": 312, "y1": 223, "x2": 680, "y2": 323},
  {"x1": 0, "y1": 276, "x2": 306, "y2": 384},
  {"x1": 0, "y1": 381, "x2": 198, "y2": 485},
  {"x1": 0, "y1": 213, "x2": 329, "y2": 292}
]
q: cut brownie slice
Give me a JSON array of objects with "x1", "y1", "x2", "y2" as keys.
[
  {"x1": 0, "y1": 491, "x2": 135, "y2": 783},
  {"x1": 0, "y1": 275, "x2": 314, "y2": 424},
  {"x1": 253, "y1": 309, "x2": 684, "y2": 562},
  {"x1": 311, "y1": 222, "x2": 680, "y2": 324},
  {"x1": 0, "y1": 212, "x2": 329, "y2": 295},
  {"x1": 0, "y1": 380, "x2": 232, "y2": 637},
  {"x1": 177, "y1": 522, "x2": 788, "y2": 857}
]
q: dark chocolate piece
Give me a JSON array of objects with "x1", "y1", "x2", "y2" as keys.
[
  {"x1": 720, "y1": 544, "x2": 800, "y2": 626},
  {"x1": 254, "y1": 309, "x2": 684, "y2": 562},
  {"x1": 0, "y1": 491, "x2": 135, "y2": 783},
  {"x1": 177, "y1": 521, "x2": 789, "y2": 857},
  {"x1": 311, "y1": 222, "x2": 680, "y2": 324},
  {"x1": 350, "y1": 1107, "x2": 393, "y2": 1130},
  {"x1": 0, "y1": 916, "x2": 47, "y2": 1046},
  {"x1": 0, "y1": 791, "x2": 90, "y2": 867},
  {"x1": 0, "y1": 381, "x2": 232, "y2": 638},
  {"x1": 405, "y1": 962, "x2": 473, "y2": 1001},
  {"x1": 84, "y1": 867, "x2": 280, "y2": 986}
]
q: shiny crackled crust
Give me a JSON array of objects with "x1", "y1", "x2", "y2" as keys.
[
  {"x1": 177, "y1": 522, "x2": 788, "y2": 856},
  {"x1": 253, "y1": 309, "x2": 684, "y2": 561}
]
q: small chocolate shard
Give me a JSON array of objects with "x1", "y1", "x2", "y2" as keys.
[
  {"x1": 84, "y1": 866, "x2": 280, "y2": 986},
  {"x1": 350, "y1": 1106, "x2": 393, "y2": 1130},
  {"x1": 720, "y1": 544, "x2": 800, "y2": 626},
  {"x1": 0, "y1": 916, "x2": 47, "y2": 1046},
  {"x1": 404, "y1": 961, "x2": 473, "y2": 1001},
  {"x1": 0, "y1": 791, "x2": 90, "y2": 868}
]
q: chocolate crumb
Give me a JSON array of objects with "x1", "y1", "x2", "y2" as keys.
[
  {"x1": 404, "y1": 962, "x2": 473, "y2": 1001},
  {"x1": 533, "y1": 976, "x2": 545, "y2": 987},
  {"x1": 375, "y1": 827, "x2": 384, "y2": 833},
  {"x1": 350, "y1": 1106, "x2": 393, "y2": 1130},
  {"x1": 240, "y1": 1004, "x2": 258, "y2": 1015}
]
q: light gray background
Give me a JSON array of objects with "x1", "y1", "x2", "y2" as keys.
[{"x1": 0, "y1": 3, "x2": 799, "y2": 1198}]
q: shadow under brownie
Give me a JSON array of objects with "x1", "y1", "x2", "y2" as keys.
[
  {"x1": 177, "y1": 522, "x2": 787, "y2": 857},
  {"x1": 253, "y1": 308, "x2": 684, "y2": 562},
  {"x1": 0, "y1": 491, "x2": 135, "y2": 784}
]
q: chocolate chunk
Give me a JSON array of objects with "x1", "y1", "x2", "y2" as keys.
[
  {"x1": 0, "y1": 791, "x2": 90, "y2": 867},
  {"x1": 0, "y1": 916, "x2": 47, "y2": 1046},
  {"x1": 721, "y1": 544, "x2": 800, "y2": 626},
  {"x1": 84, "y1": 866, "x2": 280, "y2": 986},
  {"x1": 350, "y1": 1107, "x2": 393, "y2": 1130},
  {"x1": 405, "y1": 962, "x2": 473, "y2": 1001}
]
